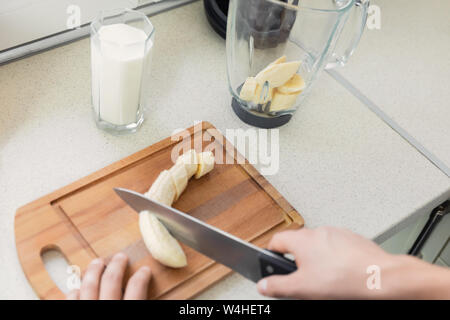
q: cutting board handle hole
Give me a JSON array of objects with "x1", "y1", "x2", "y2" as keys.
[{"x1": 41, "y1": 246, "x2": 75, "y2": 295}]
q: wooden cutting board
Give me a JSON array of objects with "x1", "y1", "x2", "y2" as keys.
[{"x1": 15, "y1": 122, "x2": 304, "y2": 300}]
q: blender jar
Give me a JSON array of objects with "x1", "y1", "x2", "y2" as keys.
[{"x1": 226, "y1": 0, "x2": 369, "y2": 128}]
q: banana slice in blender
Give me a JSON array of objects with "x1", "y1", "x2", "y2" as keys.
[
  {"x1": 252, "y1": 83, "x2": 274, "y2": 104},
  {"x1": 169, "y1": 162, "x2": 188, "y2": 200},
  {"x1": 255, "y1": 61, "x2": 301, "y2": 88},
  {"x1": 277, "y1": 74, "x2": 305, "y2": 94},
  {"x1": 195, "y1": 151, "x2": 215, "y2": 179},
  {"x1": 270, "y1": 90, "x2": 300, "y2": 112},
  {"x1": 176, "y1": 149, "x2": 198, "y2": 179},
  {"x1": 139, "y1": 210, "x2": 187, "y2": 268},
  {"x1": 267, "y1": 55, "x2": 286, "y2": 67},
  {"x1": 239, "y1": 77, "x2": 258, "y2": 101},
  {"x1": 240, "y1": 56, "x2": 286, "y2": 102},
  {"x1": 240, "y1": 78, "x2": 273, "y2": 104}
]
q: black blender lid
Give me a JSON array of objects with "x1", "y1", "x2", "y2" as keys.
[{"x1": 203, "y1": 0, "x2": 228, "y2": 39}]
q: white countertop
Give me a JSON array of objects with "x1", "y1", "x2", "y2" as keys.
[
  {"x1": 0, "y1": 1, "x2": 449, "y2": 299},
  {"x1": 338, "y1": 0, "x2": 450, "y2": 170}
]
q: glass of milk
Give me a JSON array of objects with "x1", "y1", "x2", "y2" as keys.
[{"x1": 90, "y1": 8, "x2": 154, "y2": 134}]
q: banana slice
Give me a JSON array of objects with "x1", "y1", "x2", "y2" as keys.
[
  {"x1": 195, "y1": 151, "x2": 215, "y2": 179},
  {"x1": 277, "y1": 74, "x2": 305, "y2": 94},
  {"x1": 239, "y1": 77, "x2": 258, "y2": 101},
  {"x1": 176, "y1": 149, "x2": 198, "y2": 179},
  {"x1": 255, "y1": 61, "x2": 301, "y2": 88},
  {"x1": 144, "y1": 170, "x2": 165, "y2": 203},
  {"x1": 169, "y1": 162, "x2": 188, "y2": 200},
  {"x1": 267, "y1": 55, "x2": 286, "y2": 67},
  {"x1": 145, "y1": 170, "x2": 176, "y2": 206},
  {"x1": 239, "y1": 77, "x2": 274, "y2": 104},
  {"x1": 139, "y1": 211, "x2": 187, "y2": 268},
  {"x1": 270, "y1": 90, "x2": 299, "y2": 112},
  {"x1": 252, "y1": 84, "x2": 274, "y2": 104}
]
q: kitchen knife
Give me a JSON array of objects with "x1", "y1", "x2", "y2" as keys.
[{"x1": 114, "y1": 188, "x2": 297, "y2": 282}]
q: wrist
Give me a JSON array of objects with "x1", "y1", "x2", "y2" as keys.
[{"x1": 378, "y1": 254, "x2": 450, "y2": 299}]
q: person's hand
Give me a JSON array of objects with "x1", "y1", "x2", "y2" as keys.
[
  {"x1": 257, "y1": 226, "x2": 450, "y2": 299},
  {"x1": 66, "y1": 252, "x2": 152, "y2": 300}
]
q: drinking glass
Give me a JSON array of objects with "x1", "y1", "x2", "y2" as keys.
[{"x1": 90, "y1": 8, "x2": 155, "y2": 134}]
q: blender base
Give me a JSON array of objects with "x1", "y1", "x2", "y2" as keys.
[{"x1": 231, "y1": 98, "x2": 292, "y2": 129}]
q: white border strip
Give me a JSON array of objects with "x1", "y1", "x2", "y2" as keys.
[{"x1": 327, "y1": 69, "x2": 450, "y2": 178}]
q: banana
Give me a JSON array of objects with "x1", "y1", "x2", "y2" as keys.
[
  {"x1": 241, "y1": 57, "x2": 303, "y2": 106},
  {"x1": 239, "y1": 77, "x2": 258, "y2": 101},
  {"x1": 195, "y1": 151, "x2": 215, "y2": 179},
  {"x1": 139, "y1": 211, "x2": 187, "y2": 268},
  {"x1": 144, "y1": 171, "x2": 165, "y2": 203},
  {"x1": 176, "y1": 149, "x2": 198, "y2": 179},
  {"x1": 270, "y1": 90, "x2": 299, "y2": 112},
  {"x1": 169, "y1": 162, "x2": 188, "y2": 200},
  {"x1": 141, "y1": 170, "x2": 182, "y2": 268},
  {"x1": 239, "y1": 77, "x2": 273, "y2": 104},
  {"x1": 252, "y1": 83, "x2": 274, "y2": 104},
  {"x1": 277, "y1": 74, "x2": 305, "y2": 94},
  {"x1": 255, "y1": 61, "x2": 301, "y2": 88},
  {"x1": 145, "y1": 170, "x2": 176, "y2": 206},
  {"x1": 267, "y1": 55, "x2": 286, "y2": 67},
  {"x1": 140, "y1": 149, "x2": 215, "y2": 268}
]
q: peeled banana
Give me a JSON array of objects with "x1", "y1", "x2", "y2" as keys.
[
  {"x1": 140, "y1": 149, "x2": 215, "y2": 268},
  {"x1": 176, "y1": 149, "x2": 198, "y2": 179},
  {"x1": 169, "y1": 162, "x2": 188, "y2": 200},
  {"x1": 195, "y1": 151, "x2": 215, "y2": 179},
  {"x1": 145, "y1": 170, "x2": 176, "y2": 206},
  {"x1": 139, "y1": 211, "x2": 187, "y2": 268}
]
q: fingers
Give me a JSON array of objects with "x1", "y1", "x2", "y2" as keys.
[
  {"x1": 78, "y1": 253, "x2": 152, "y2": 300},
  {"x1": 268, "y1": 229, "x2": 310, "y2": 254},
  {"x1": 259, "y1": 229, "x2": 310, "y2": 299},
  {"x1": 123, "y1": 266, "x2": 152, "y2": 300},
  {"x1": 99, "y1": 253, "x2": 129, "y2": 300},
  {"x1": 80, "y1": 258, "x2": 105, "y2": 300},
  {"x1": 257, "y1": 275, "x2": 297, "y2": 298},
  {"x1": 66, "y1": 289, "x2": 80, "y2": 300}
]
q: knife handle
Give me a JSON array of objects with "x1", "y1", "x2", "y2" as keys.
[{"x1": 259, "y1": 250, "x2": 297, "y2": 278}]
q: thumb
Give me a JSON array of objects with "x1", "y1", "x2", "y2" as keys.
[{"x1": 257, "y1": 275, "x2": 297, "y2": 298}]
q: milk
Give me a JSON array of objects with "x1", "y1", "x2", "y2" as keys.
[{"x1": 91, "y1": 23, "x2": 152, "y2": 126}]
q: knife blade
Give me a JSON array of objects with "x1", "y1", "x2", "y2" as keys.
[{"x1": 114, "y1": 188, "x2": 297, "y2": 282}]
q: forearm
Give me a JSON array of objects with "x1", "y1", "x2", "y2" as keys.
[
  {"x1": 258, "y1": 227, "x2": 450, "y2": 300},
  {"x1": 380, "y1": 255, "x2": 450, "y2": 299}
]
